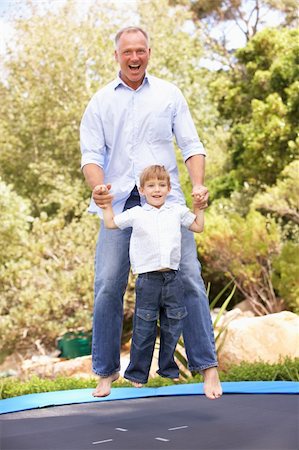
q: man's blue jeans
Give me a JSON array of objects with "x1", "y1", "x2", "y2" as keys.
[
  {"x1": 124, "y1": 270, "x2": 187, "y2": 384},
  {"x1": 92, "y1": 190, "x2": 217, "y2": 377}
]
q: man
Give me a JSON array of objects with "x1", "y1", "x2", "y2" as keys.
[{"x1": 80, "y1": 26, "x2": 222, "y2": 399}]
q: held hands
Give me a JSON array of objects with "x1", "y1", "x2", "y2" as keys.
[
  {"x1": 192, "y1": 185, "x2": 209, "y2": 209},
  {"x1": 92, "y1": 183, "x2": 113, "y2": 209}
]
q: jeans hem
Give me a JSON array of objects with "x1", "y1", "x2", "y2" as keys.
[
  {"x1": 188, "y1": 363, "x2": 218, "y2": 372},
  {"x1": 157, "y1": 371, "x2": 179, "y2": 379},
  {"x1": 92, "y1": 367, "x2": 120, "y2": 378},
  {"x1": 124, "y1": 374, "x2": 147, "y2": 384}
]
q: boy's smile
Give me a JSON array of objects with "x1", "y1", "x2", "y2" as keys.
[{"x1": 139, "y1": 178, "x2": 171, "y2": 208}]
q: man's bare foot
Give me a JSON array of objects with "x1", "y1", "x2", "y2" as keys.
[
  {"x1": 131, "y1": 381, "x2": 143, "y2": 388},
  {"x1": 173, "y1": 378, "x2": 180, "y2": 382},
  {"x1": 92, "y1": 372, "x2": 119, "y2": 398},
  {"x1": 202, "y1": 367, "x2": 222, "y2": 400}
]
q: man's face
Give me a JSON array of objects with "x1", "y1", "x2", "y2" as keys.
[{"x1": 115, "y1": 31, "x2": 151, "y2": 90}]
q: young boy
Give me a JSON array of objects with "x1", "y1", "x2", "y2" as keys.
[{"x1": 98, "y1": 165, "x2": 205, "y2": 386}]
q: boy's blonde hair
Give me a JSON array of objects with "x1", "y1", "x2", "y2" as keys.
[{"x1": 139, "y1": 165, "x2": 171, "y2": 188}]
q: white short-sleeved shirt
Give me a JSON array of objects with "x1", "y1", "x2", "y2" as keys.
[{"x1": 114, "y1": 203, "x2": 196, "y2": 274}]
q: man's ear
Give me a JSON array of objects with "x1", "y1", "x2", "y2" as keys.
[{"x1": 114, "y1": 50, "x2": 119, "y2": 62}]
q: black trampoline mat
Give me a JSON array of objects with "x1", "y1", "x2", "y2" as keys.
[{"x1": 1, "y1": 394, "x2": 298, "y2": 450}]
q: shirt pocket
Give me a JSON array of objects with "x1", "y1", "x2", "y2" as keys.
[{"x1": 148, "y1": 113, "x2": 173, "y2": 143}]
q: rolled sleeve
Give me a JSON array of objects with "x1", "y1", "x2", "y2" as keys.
[
  {"x1": 179, "y1": 205, "x2": 196, "y2": 228},
  {"x1": 80, "y1": 97, "x2": 106, "y2": 169},
  {"x1": 173, "y1": 88, "x2": 207, "y2": 161},
  {"x1": 114, "y1": 209, "x2": 134, "y2": 230}
]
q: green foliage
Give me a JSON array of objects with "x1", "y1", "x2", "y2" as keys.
[
  {"x1": 252, "y1": 160, "x2": 299, "y2": 237},
  {"x1": 0, "y1": 180, "x2": 31, "y2": 265},
  {"x1": 218, "y1": 358, "x2": 299, "y2": 382},
  {"x1": 0, "y1": 210, "x2": 98, "y2": 354},
  {"x1": 272, "y1": 242, "x2": 299, "y2": 313},
  {"x1": 211, "y1": 28, "x2": 299, "y2": 191},
  {"x1": 1, "y1": 358, "x2": 298, "y2": 399},
  {"x1": 197, "y1": 207, "x2": 285, "y2": 314}
]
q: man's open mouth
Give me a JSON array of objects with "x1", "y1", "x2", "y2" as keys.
[{"x1": 129, "y1": 64, "x2": 141, "y2": 71}]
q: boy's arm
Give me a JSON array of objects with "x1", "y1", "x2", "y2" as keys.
[
  {"x1": 95, "y1": 185, "x2": 119, "y2": 229},
  {"x1": 188, "y1": 205, "x2": 204, "y2": 233}
]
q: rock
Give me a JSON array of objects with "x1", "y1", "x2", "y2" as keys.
[
  {"x1": 52, "y1": 356, "x2": 93, "y2": 377},
  {"x1": 212, "y1": 308, "x2": 254, "y2": 329},
  {"x1": 217, "y1": 311, "x2": 299, "y2": 369}
]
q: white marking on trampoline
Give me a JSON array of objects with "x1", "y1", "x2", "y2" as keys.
[
  {"x1": 155, "y1": 437, "x2": 170, "y2": 442},
  {"x1": 92, "y1": 439, "x2": 113, "y2": 445},
  {"x1": 168, "y1": 425, "x2": 189, "y2": 431},
  {"x1": 115, "y1": 428, "x2": 128, "y2": 432}
]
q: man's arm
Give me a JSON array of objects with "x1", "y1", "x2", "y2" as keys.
[
  {"x1": 185, "y1": 155, "x2": 209, "y2": 208},
  {"x1": 82, "y1": 163, "x2": 113, "y2": 209}
]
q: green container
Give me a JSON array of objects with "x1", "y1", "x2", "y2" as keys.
[{"x1": 57, "y1": 331, "x2": 92, "y2": 359}]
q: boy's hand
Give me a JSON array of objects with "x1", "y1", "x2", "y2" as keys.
[
  {"x1": 92, "y1": 183, "x2": 113, "y2": 209},
  {"x1": 192, "y1": 185, "x2": 209, "y2": 209}
]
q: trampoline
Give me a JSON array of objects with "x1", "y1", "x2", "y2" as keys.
[{"x1": 1, "y1": 382, "x2": 298, "y2": 450}]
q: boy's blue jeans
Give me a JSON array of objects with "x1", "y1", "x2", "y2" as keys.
[
  {"x1": 124, "y1": 270, "x2": 187, "y2": 384},
  {"x1": 92, "y1": 188, "x2": 218, "y2": 377}
]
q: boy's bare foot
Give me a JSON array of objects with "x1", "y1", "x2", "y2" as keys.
[
  {"x1": 131, "y1": 381, "x2": 143, "y2": 388},
  {"x1": 173, "y1": 378, "x2": 180, "y2": 382},
  {"x1": 92, "y1": 372, "x2": 119, "y2": 397},
  {"x1": 202, "y1": 367, "x2": 222, "y2": 400}
]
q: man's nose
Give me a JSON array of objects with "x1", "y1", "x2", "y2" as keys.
[{"x1": 130, "y1": 51, "x2": 139, "y2": 60}]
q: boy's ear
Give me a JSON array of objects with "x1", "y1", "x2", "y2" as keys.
[{"x1": 138, "y1": 186, "x2": 144, "y2": 196}]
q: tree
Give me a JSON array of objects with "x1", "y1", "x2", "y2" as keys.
[
  {"x1": 210, "y1": 27, "x2": 298, "y2": 197},
  {"x1": 170, "y1": 0, "x2": 298, "y2": 42}
]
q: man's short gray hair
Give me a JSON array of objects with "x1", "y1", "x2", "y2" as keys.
[{"x1": 115, "y1": 26, "x2": 150, "y2": 48}]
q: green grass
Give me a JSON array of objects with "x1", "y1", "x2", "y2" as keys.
[{"x1": 0, "y1": 358, "x2": 298, "y2": 400}]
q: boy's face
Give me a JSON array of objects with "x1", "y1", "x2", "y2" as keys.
[{"x1": 139, "y1": 178, "x2": 171, "y2": 209}]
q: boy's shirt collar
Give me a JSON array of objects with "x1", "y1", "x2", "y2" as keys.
[{"x1": 142, "y1": 202, "x2": 172, "y2": 211}]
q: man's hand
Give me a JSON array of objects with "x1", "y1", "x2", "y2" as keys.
[
  {"x1": 191, "y1": 185, "x2": 209, "y2": 209},
  {"x1": 92, "y1": 183, "x2": 113, "y2": 209}
]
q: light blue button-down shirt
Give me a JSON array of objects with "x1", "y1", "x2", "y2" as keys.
[{"x1": 80, "y1": 73, "x2": 206, "y2": 217}]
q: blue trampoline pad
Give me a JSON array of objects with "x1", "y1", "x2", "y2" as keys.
[{"x1": 0, "y1": 381, "x2": 298, "y2": 414}]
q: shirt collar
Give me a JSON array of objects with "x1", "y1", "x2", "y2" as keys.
[
  {"x1": 142, "y1": 202, "x2": 172, "y2": 211},
  {"x1": 113, "y1": 71, "x2": 150, "y2": 91}
]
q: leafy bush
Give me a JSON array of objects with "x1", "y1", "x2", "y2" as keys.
[
  {"x1": 197, "y1": 208, "x2": 283, "y2": 314},
  {"x1": 272, "y1": 242, "x2": 299, "y2": 313}
]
